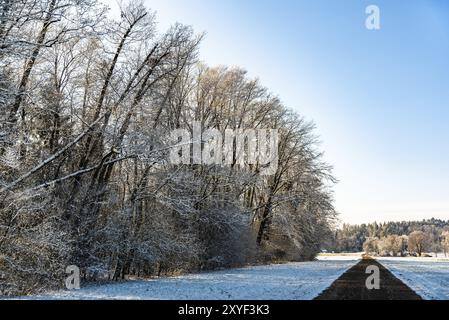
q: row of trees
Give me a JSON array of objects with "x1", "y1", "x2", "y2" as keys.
[
  {"x1": 0, "y1": 1, "x2": 336, "y2": 295},
  {"x1": 363, "y1": 231, "x2": 449, "y2": 257},
  {"x1": 331, "y1": 219, "x2": 449, "y2": 255}
]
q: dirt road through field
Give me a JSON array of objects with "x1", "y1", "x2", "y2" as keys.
[{"x1": 315, "y1": 257, "x2": 422, "y2": 300}]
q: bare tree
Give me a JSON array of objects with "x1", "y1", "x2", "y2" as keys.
[
  {"x1": 408, "y1": 231, "x2": 430, "y2": 257},
  {"x1": 0, "y1": 0, "x2": 337, "y2": 295}
]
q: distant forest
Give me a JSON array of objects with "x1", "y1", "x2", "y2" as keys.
[{"x1": 329, "y1": 218, "x2": 449, "y2": 254}]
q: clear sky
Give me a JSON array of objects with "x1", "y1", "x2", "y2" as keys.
[{"x1": 107, "y1": 0, "x2": 449, "y2": 224}]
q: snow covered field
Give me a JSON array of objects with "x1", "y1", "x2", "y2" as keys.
[
  {"x1": 378, "y1": 257, "x2": 449, "y2": 300},
  {"x1": 316, "y1": 253, "x2": 363, "y2": 261},
  {"x1": 10, "y1": 254, "x2": 449, "y2": 300},
  {"x1": 16, "y1": 258, "x2": 359, "y2": 300}
]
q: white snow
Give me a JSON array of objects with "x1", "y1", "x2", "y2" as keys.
[
  {"x1": 316, "y1": 253, "x2": 363, "y2": 261},
  {"x1": 14, "y1": 258, "x2": 359, "y2": 300},
  {"x1": 377, "y1": 257, "x2": 449, "y2": 300}
]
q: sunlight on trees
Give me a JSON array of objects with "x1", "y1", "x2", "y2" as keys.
[{"x1": 0, "y1": 0, "x2": 336, "y2": 295}]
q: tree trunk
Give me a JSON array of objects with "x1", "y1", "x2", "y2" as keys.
[{"x1": 8, "y1": 0, "x2": 57, "y2": 122}]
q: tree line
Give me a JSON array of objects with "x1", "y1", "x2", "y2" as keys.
[
  {"x1": 0, "y1": 1, "x2": 336, "y2": 295},
  {"x1": 330, "y1": 219, "x2": 449, "y2": 256}
]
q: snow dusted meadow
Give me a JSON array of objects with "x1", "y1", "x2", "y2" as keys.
[
  {"x1": 378, "y1": 256, "x2": 449, "y2": 300},
  {"x1": 9, "y1": 254, "x2": 449, "y2": 300},
  {"x1": 16, "y1": 256, "x2": 360, "y2": 300}
]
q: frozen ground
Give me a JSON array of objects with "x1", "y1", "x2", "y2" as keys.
[
  {"x1": 378, "y1": 257, "x2": 449, "y2": 300},
  {"x1": 316, "y1": 253, "x2": 363, "y2": 261},
  {"x1": 15, "y1": 258, "x2": 359, "y2": 300}
]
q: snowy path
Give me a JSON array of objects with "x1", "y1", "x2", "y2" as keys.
[
  {"x1": 316, "y1": 257, "x2": 422, "y2": 300},
  {"x1": 377, "y1": 257, "x2": 449, "y2": 300},
  {"x1": 19, "y1": 257, "x2": 359, "y2": 300}
]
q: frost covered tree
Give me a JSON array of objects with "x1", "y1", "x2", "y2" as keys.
[
  {"x1": 408, "y1": 231, "x2": 430, "y2": 257},
  {"x1": 442, "y1": 231, "x2": 449, "y2": 257},
  {"x1": 363, "y1": 237, "x2": 380, "y2": 255},
  {"x1": 0, "y1": 0, "x2": 337, "y2": 295}
]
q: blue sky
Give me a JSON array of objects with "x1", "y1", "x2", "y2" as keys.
[{"x1": 109, "y1": 0, "x2": 449, "y2": 224}]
